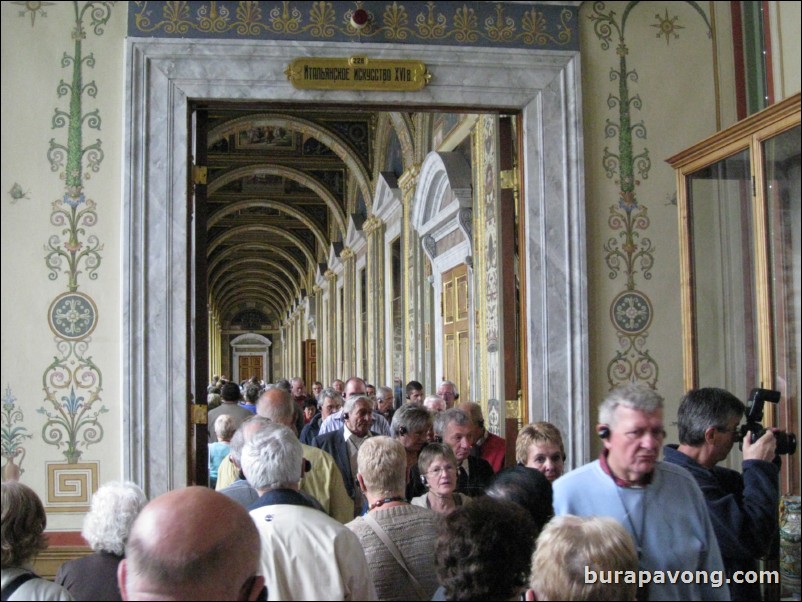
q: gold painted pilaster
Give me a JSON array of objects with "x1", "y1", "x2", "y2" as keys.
[
  {"x1": 364, "y1": 216, "x2": 386, "y2": 385},
  {"x1": 399, "y1": 165, "x2": 421, "y2": 382},
  {"x1": 340, "y1": 247, "x2": 356, "y2": 378},
  {"x1": 325, "y1": 270, "x2": 338, "y2": 380}
]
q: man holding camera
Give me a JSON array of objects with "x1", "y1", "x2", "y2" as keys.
[{"x1": 664, "y1": 387, "x2": 779, "y2": 601}]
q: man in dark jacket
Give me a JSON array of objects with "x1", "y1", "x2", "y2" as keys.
[{"x1": 664, "y1": 387, "x2": 779, "y2": 601}]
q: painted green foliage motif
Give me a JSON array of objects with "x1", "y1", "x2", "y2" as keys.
[
  {"x1": 2, "y1": 386, "x2": 33, "y2": 479},
  {"x1": 38, "y1": 1, "x2": 114, "y2": 464},
  {"x1": 588, "y1": 1, "x2": 711, "y2": 389}
]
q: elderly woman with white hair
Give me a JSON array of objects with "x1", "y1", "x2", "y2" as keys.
[{"x1": 54, "y1": 481, "x2": 146, "y2": 601}]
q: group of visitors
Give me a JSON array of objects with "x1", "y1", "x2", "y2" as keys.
[{"x1": 1, "y1": 378, "x2": 780, "y2": 601}]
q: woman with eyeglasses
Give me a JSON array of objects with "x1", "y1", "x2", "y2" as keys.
[{"x1": 411, "y1": 443, "x2": 471, "y2": 515}]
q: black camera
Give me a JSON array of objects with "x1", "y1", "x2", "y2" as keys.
[{"x1": 738, "y1": 388, "x2": 797, "y2": 455}]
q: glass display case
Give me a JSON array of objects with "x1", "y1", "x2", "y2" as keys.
[{"x1": 668, "y1": 93, "x2": 800, "y2": 495}]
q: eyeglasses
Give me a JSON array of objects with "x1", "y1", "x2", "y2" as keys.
[{"x1": 427, "y1": 464, "x2": 457, "y2": 476}]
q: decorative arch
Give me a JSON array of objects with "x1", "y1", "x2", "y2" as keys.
[
  {"x1": 207, "y1": 198, "x2": 329, "y2": 252},
  {"x1": 209, "y1": 243, "x2": 306, "y2": 286},
  {"x1": 412, "y1": 151, "x2": 474, "y2": 264},
  {"x1": 208, "y1": 164, "x2": 347, "y2": 238},
  {"x1": 230, "y1": 333, "x2": 272, "y2": 347},
  {"x1": 208, "y1": 113, "x2": 372, "y2": 205},
  {"x1": 209, "y1": 257, "x2": 301, "y2": 299},
  {"x1": 208, "y1": 224, "x2": 316, "y2": 270}
]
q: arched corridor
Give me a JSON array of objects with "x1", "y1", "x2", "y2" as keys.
[{"x1": 124, "y1": 38, "x2": 588, "y2": 495}]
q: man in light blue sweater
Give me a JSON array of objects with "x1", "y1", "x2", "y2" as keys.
[{"x1": 552, "y1": 382, "x2": 730, "y2": 601}]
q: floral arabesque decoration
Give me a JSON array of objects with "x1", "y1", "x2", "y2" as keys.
[
  {"x1": 37, "y1": 341, "x2": 107, "y2": 464},
  {"x1": 39, "y1": 1, "x2": 114, "y2": 465},
  {"x1": 2, "y1": 385, "x2": 33, "y2": 479},
  {"x1": 589, "y1": 0, "x2": 711, "y2": 389}
]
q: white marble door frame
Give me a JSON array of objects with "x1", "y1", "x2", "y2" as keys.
[{"x1": 124, "y1": 39, "x2": 589, "y2": 497}]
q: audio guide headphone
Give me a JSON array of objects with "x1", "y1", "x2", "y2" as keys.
[
  {"x1": 420, "y1": 475, "x2": 428, "y2": 486},
  {"x1": 598, "y1": 426, "x2": 610, "y2": 439},
  {"x1": 398, "y1": 426, "x2": 408, "y2": 436}
]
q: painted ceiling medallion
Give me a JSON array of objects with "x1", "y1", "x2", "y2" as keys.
[{"x1": 49, "y1": 291, "x2": 98, "y2": 340}]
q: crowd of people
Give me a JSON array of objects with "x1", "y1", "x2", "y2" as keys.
[{"x1": 1, "y1": 377, "x2": 781, "y2": 601}]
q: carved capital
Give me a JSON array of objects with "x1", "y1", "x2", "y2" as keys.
[
  {"x1": 398, "y1": 163, "x2": 421, "y2": 194},
  {"x1": 324, "y1": 269, "x2": 337, "y2": 280},
  {"x1": 340, "y1": 247, "x2": 355, "y2": 260},
  {"x1": 363, "y1": 215, "x2": 384, "y2": 234}
]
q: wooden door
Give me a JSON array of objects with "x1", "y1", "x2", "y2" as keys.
[
  {"x1": 442, "y1": 264, "x2": 470, "y2": 398},
  {"x1": 239, "y1": 355, "x2": 263, "y2": 382},
  {"x1": 303, "y1": 340, "x2": 317, "y2": 388}
]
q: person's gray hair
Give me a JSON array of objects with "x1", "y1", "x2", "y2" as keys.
[
  {"x1": 391, "y1": 403, "x2": 433, "y2": 437},
  {"x1": 241, "y1": 422, "x2": 302, "y2": 490},
  {"x1": 344, "y1": 393, "x2": 371, "y2": 416},
  {"x1": 375, "y1": 385, "x2": 393, "y2": 400},
  {"x1": 81, "y1": 481, "x2": 147, "y2": 555},
  {"x1": 434, "y1": 408, "x2": 471, "y2": 438},
  {"x1": 598, "y1": 382, "x2": 664, "y2": 427},
  {"x1": 318, "y1": 387, "x2": 343, "y2": 410},
  {"x1": 677, "y1": 388, "x2": 745, "y2": 446},
  {"x1": 438, "y1": 380, "x2": 458, "y2": 394},
  {"x1": 229, "y1": 415, "x2": 272, "y2": 463}
]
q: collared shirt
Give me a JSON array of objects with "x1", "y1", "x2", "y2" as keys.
[
  {"x1": 598, "y1": 448, "x2": 654, "y2": 488},
  {"x1": 319, "y1": 409, "x2": 392, "y2": 437}
]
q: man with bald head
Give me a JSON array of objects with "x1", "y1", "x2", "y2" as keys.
[
  {"x1": 118, "y1": 486, "x2": 265, "y2": 601},
  {"x1": 257, "y1": 385, "x2": 353, "y2": 523}
]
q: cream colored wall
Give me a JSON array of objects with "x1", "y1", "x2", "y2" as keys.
[
  {"x1": 580, "y1": 1, "x2": 724, "y2": 448},
  {"x1": 771, "y1": 1, "x2": 802, "y2": 99},
  {"x1": 1, "y1": 3, "x2": 126, "y2": 531}
]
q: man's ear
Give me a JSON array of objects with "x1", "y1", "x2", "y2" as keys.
[
  {"x1": 245, "y1": 576, "x2": 267, "y2": 601},
  {"x1": 704, "y1": 426, "x2": 718, "y2": 445},
  {"x1": 117, "y1": 559, "x2": 129, "y2": 601},
  {"x1": 356, "y1": 473, "x2": 368, "y2": 493}
]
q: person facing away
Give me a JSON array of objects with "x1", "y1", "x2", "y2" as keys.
[
  {"x1": 526, "y1": 515, "x2": 639, "y2": 601},
  {"x1": 240, "y1": 422, "x2": 375, "y2": 601},
  {"x1": 346, "y1": 437, "x2": 441, "y2": 601},
  {"x1": 209, "y1": 414, "x2": 236, "y2": 489},
  {"x1": 1, "y1": 481, "x2": 73, "y2": 601},
  {"x1": 552, "y1": 381, "x2": 729, "y2": 601},
  {"x1": 663, "y1": 387, "x2": 779, "y2": 601},
  {"x1": 434, "y1": 497, "x2": 538, "y2": 601},
  {"x1": 208, "y1": 382, "x2": 252, "y2": 443},
  {"x1": 55, "y1": 481, "x2": 147, "y2": 601},
  {"x1": 117, "y1": 486, "x2": 266, "y2": 601}
]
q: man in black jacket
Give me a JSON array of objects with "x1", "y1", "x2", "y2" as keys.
[{"x1": 663, "y1": 387, "x2": 778, "y2": 602}]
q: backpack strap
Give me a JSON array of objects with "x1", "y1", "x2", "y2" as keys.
[{"x1": 1, "y1": 572, "x2": 37, "y2": 601}]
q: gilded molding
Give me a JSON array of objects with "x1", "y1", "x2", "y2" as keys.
[
  {"x1": 398, "y1": 163, "x2": 420, "y2": 194},
  {"x1": 362, "y1": 215, "x2": 384, "y2": 234}
]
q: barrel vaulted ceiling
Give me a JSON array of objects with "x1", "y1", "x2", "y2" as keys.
[{"x1": 204, "y1": 105, "x2": 379, "y2": 331}]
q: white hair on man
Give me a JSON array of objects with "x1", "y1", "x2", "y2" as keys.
[
  {"x1": 343, "y1": 393, "x2": 371, "y2": 416},
  {"x1": 598, "y1": 382, "x2": 664, "y2": 427},
  {"x1": 240, "y1": 422, "x2": 303, "y2": 491},
  {"x1": 82, "y1": 481, "x2": 147, "y2": 556}
]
